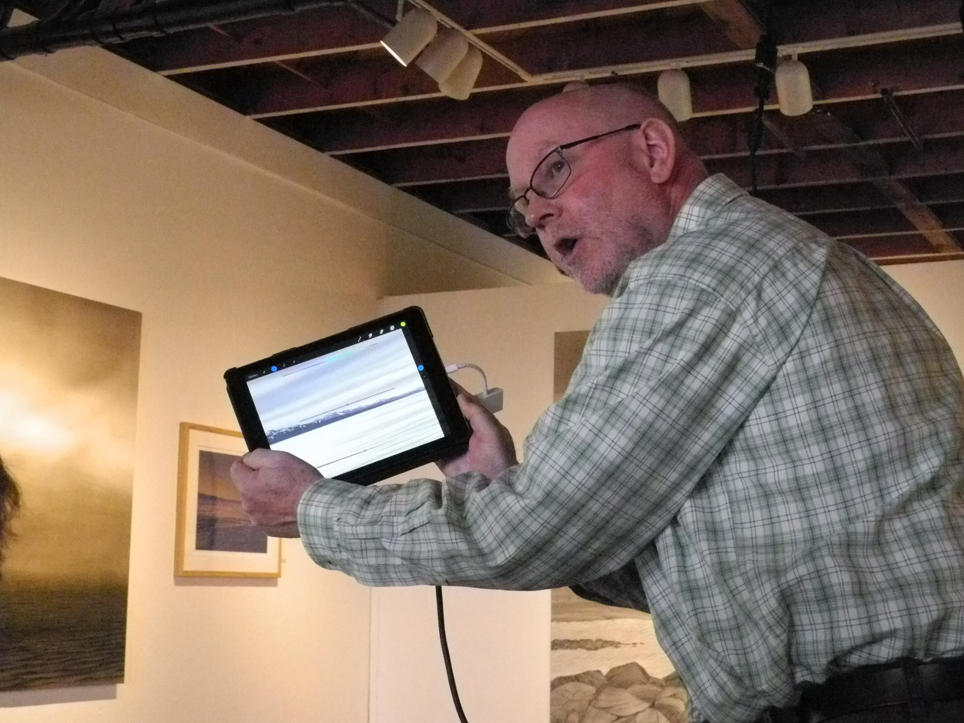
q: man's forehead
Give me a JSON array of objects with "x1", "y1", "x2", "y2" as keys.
[{"x1": 506, "y1": 107, "x2": 585, "y2": 192}]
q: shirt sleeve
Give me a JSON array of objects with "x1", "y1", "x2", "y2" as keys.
[{"x1": 298, "y1": 271, "x2": 775, "y2": 589}]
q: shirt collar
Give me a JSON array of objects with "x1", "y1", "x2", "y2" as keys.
[
  {"x1": 612, "y1": 174, "x2": 747, "y2": 298},
  {"x1": 668, "y1": 173, "x2": 747, "y2": 239}
]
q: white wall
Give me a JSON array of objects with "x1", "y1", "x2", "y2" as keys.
[
  {"x1": 0, "y1": 44, "x2": 514, "y2": 722},
  {"x1": 10, "y1": 41, "x2": 560, "y2": 295},
  {"x1": 368, "y1": 261, "x2": 964, "y2": 723},
  {"x1": 372, "y1": 283, "x2": 607, "y2": 723},
  {"x1": 885, "y1": 260, "x2": 964, "y2": 366}
]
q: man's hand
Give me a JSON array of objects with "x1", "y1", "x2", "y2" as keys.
[
  {"x1": 438, "y1": 387, "x2": 518, "y2": 479},
  {"x1": 229, "y1": 449, "x2": 322, "y2": 538}
]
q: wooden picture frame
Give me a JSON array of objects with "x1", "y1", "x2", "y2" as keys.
[{"x1": 175, "y1": 423, "x2": 281, "y2": 578}]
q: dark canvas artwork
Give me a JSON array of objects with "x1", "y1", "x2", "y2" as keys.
[{"x1": 0, "y1": 277, "x2": 140, "y2": 691}]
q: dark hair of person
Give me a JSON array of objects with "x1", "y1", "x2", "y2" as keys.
[{"x1": 0, "y1": 453, "x2": 22, "y2": 576}]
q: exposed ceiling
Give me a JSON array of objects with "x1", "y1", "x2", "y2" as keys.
[{"x1": 8, "y1": 0, "x2": 964, "y2": 265}]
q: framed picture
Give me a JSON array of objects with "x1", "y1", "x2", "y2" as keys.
[{"x1": 175, "y1": 423, "x2": 281, "y2": 578}]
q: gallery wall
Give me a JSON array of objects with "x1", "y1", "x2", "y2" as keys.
[
  {"x1": 370, "y1": 259, "x2": 964, "y2": 723},
  {"x1": 884, "y1": 261, "x2": 964, "y2": 366},
  {"x1": 2, "y1": 32, "x2": 963, "y2": 723},
  {"x1": 372, "y1": 283, "x2": 608, "y2": 723},
  {"x1": 0, "y1": 41, "x2": 544, "y2": 722}
]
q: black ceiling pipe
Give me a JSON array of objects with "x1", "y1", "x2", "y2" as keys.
[{"x1": 0, "y1": 0, "x2": 386, "y2": 61}]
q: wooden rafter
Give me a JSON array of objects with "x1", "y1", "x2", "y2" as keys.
[
  {"x1": 810, "y1": 111, "x2": 961, "y2": 253},
  {"x1": 699, "y1": 0, "x2": 762, "y2": 49}
]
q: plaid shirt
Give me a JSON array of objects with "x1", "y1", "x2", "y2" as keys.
[{"x1": 299, "y1": 174, "x2": 964, "y2": 723}]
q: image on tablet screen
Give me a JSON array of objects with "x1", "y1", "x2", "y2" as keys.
[{"x1": 245, "y1": 329, "x2": 443, "y2": 478}]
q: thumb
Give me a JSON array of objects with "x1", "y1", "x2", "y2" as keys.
[{"x1": 239, "y1": 447, "x2": 275, "y2": 470}]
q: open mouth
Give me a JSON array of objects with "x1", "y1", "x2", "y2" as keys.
[{"x1": 558, "y1": 237, "x2": 578, "y2": 256}]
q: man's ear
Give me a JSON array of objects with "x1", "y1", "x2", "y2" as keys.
[{"x1": 632, "y1": 118, "x2": 677, "y2": 184}]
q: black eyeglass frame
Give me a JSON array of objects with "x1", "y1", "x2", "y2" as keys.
[{"x1": 506, "y1": 123, "x2": 642, "y2": 238}]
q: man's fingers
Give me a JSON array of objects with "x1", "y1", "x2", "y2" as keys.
[
  {"x1": 456, "y1": 391, "x2": 491, "y2": 425},
  {"x1": 238, "y1": 447, "x2": 278, "y2": 469}
]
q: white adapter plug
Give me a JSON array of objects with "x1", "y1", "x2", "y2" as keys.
[{"x1": 477, "y1": 387, "x2": 504, "y2": 414}]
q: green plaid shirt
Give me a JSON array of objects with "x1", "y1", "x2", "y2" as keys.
[{"x1": 299, "y1": 174, "x2": 964, "y2": 723}]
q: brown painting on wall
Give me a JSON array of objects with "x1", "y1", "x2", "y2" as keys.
[
  {"x1": 0, "y1": 276, "x2": 140, "y2": 691},
  {"x1": 550, "y1": 331, "x2": 688, "y2": 723}
]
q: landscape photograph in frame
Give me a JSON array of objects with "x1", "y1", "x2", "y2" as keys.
[{"x1": 175, "y1": 423, "x2": 280, "y2": 578}]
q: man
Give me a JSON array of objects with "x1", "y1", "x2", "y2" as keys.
[
  {"x1": 231, "y1": 83, "x2": 964, "y2": 723},
  {"x1": 0, "y1": 453, "x2": 22, "y2": 577}
]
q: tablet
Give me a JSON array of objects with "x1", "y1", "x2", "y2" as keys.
[{"x1": 224, "y1": 307, "x2": 470, "y2": 485}]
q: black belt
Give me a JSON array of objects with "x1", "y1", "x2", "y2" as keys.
[{"x1": 760, "y1": 656, "x2": 964, "y2": 723}]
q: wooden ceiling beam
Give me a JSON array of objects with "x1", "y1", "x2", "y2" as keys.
[
  {"x1": 266, "y1": 84, "x2": 964, "y2": 157},
  {"x1": 845, "y1": 235, "x2": 952, "y2": 259},
  {"x1": 699, "y1": 0, "x2": 762, "y2": 49},
  {"x1": 232, "y1": 30, "x2": 964, "y2": 120},
  {"x1": 299, "y1": 87, "x2": 964, "y2": 189},
  {"x1": 86, "y1": 0, "x2": 964, "y2": 265},
  {"x1": 488, "y1": 10, "x2": 735, "y2": 76},
  {"x1": 806, "y1": 207, "x2": 927, "y2": 238},
  {"x1": 421, "y1": 173, "x2": 964, "y2": 219},
  {"x1": 710, "y1": 137, "x2": 964, "y2": 188},
  {"x1": 115, "y1": 3, "x2": 391, "y2": 74},
  {"x1": 282, "y1": 88, "x2": 552, "y2": 154},
  {"x1": 773, "y1": 0, "x2": 961, "y2": 45},
  {"x1": 125, "y1": 0, "x2": 713, "y2": 74},
  {"x1": 714, "y1": 144, "x2": 964, "y2": 253},
  {"x1": 809, "y1": 112, "x2": 960, "y2": 252},
  {"x1": 869, "y1": 180, "x2": 961, "y2": 251},
  {"x1": 757, "y1": 176, "x2": 964, "y2": 216},
  {"x1": 689, "y1": 37, "x2": 964, "y2": 115},
  {"x1": 121, "y1": 0, "x2": 960, "y2": 75},
  {"x1": 807, "y1": 39, "x2": 964, "y2": 103},
  {"x1": 241, "y1": 52, "x2": 522, "y2": 116},
  {"x1": 431, "y1": 0, "x2": 711, "y2": 33},
  {"x1": 416, "y1": 180, "x2": 516, "y2": 214},
  {"x1": 346, "y1": 132, "x2": 964, "y2": 189},
  {"x1": 241, "y1": 54, "x2": 442, "y2": 115},
  {"x1": 345, "y1": 137, "x2": 509, "y2": 185}
]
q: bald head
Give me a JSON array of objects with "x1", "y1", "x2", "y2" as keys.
[
  {"x1": 526, "y1": 83, "x2": 680, "y2": 134},
  {"x1": 505, "y1": 82, "x2": 708, "y2": 294},
  {"x1": 507, "y1": 82, "x2": 704, "y2": 194}
]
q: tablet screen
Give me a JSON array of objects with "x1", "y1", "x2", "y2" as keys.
[{"x1": 225, "y1": 307, "x2": 469, "y2": 485}]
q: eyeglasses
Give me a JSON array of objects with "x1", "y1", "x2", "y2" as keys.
[{"x1": 506, "y1": 123, "x2": 641, "y2": 238}]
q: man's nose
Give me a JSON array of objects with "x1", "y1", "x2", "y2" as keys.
[{"x1": 524, "y1": 192, "x2": 560, "y2": 231}]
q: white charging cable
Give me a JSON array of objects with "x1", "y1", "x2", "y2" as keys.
[{"x1": 445, "y1": 363, "x2": 504, "y2": 413}]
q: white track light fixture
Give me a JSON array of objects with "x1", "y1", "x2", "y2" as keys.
[
  {"x1": 438, "y1": 44, "x2": 483, "y2": 100},
  {"x1": 381, "y1": 7, "x2": 437, "y2": 66},
  {"x1": 657, "y1": 69, "x2": 693, "y2": 122},
  {"x1": 775, "y1": 54, "x2": 813, "y2": 116},
  {"x1": 415, "y1": 27, "x2": 469, "y2": 83}
]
